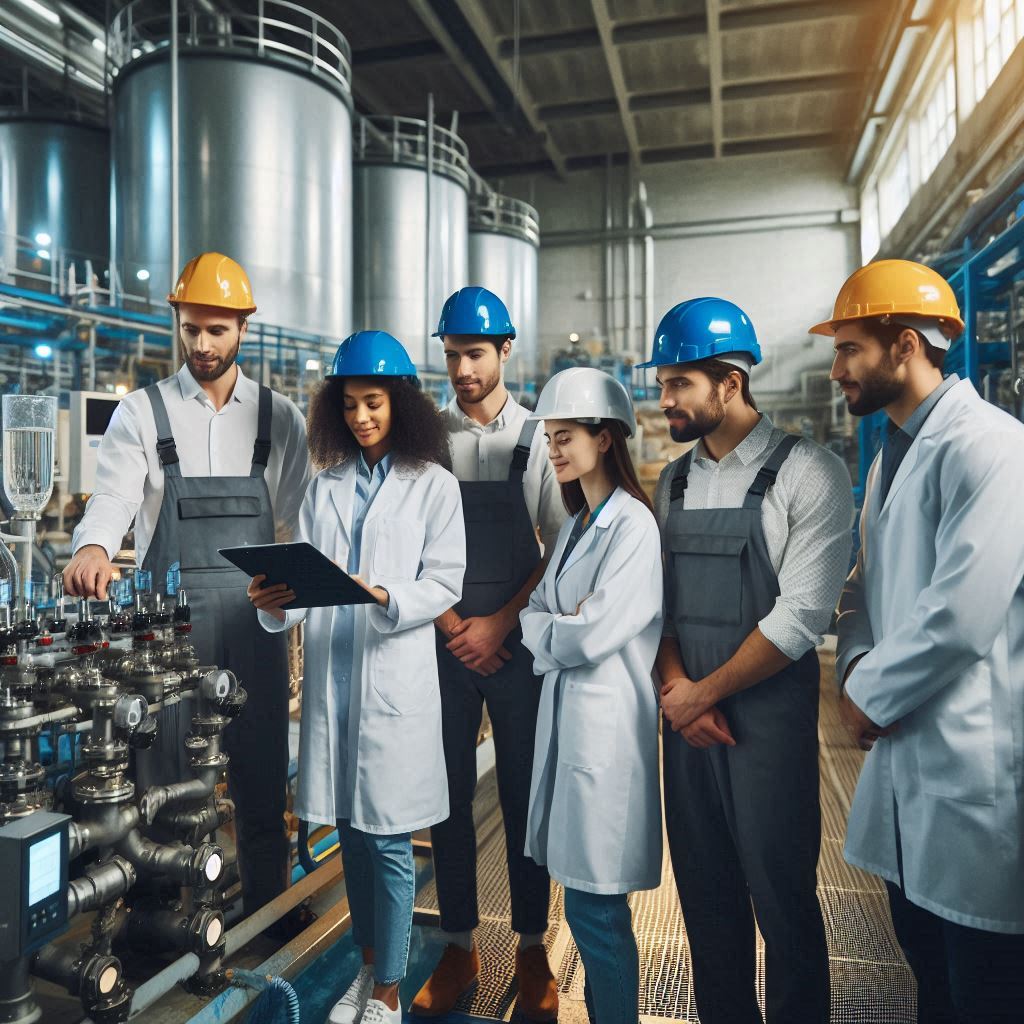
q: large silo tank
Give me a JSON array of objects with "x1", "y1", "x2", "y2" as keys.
[
  {"x1": 0, "y1": 118, "x2": 109, "y2": 281},
  {"x1": 353, "y1": 117, "x2": 469, "y2": 370},
  {"x1": 109, "y1": 5, "x2": 353, "y2": 338},
  {"x1": 468, "y1": 193, "x2": 540, "y2": 383}
]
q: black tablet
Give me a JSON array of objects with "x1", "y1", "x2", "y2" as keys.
[{"x1": 218, "y1": 542, "x2": 377, "y2": 610}]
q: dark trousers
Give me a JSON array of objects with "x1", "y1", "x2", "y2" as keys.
[
  {"x1": 663, "y1": 673, "x2": 829, "y2": 1024},
  {"x1": 430, "y1": 632, "x2": 550, "y2": 935},
  {"x1": 885, "y1": 881, "x2": 1024, "y2": 1024}
]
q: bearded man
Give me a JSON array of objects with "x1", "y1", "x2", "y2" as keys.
[
  {"x1": 64, "y1": 253, "x2": 310, "y2": 927},
  {"x1": 645, "y1": 297, "x2": 853, "y2": 1024}
]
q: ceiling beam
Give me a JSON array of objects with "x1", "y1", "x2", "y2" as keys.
[
  {"x1": 496, "y1": 0, "x2": 881, "y2": 58},
  {"x1": 536, "y1": 71, "x2": 860, "y2": 123},
  {"x1": 590, "y1": 0, "x2": 641, "y2": 164},
  {"x1": 352, "y1": 39, "x2": 444, "y2": 66},
  {"x1": 705, "y1": 0, "x2": 724, "y2": 159},
  {"x1": 447, "y1": 0, "x2": 568, "y2": 177}
]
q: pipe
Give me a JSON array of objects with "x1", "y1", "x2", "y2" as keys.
[
  {"x1": 424, "y1": 92, "x2": 434, "y2": 354},
  {"x1": 126, "y1": 906, "x2": 225, "y2": 956},
  {"x1": 31, "y1": 946, "x2": 121, "y2": 1004},
  {"x1": 114, "y1": 830, "x2": 224, "y2": 887},
  {"x1": 640, "y1": 181, "x2": 655, "y2": 360},
  {"x1": 224, "y1": 970, "x2": 300, "y2": 1024},
  {"x1": 68, "y1": 856, "x2": 136, "y2": 917},
  {"x1": 625, "y1": 162, "x2": 635, "y2": 358},
  {"x1": 603, "y1": 154, "x2": 613, "y2": 353}
]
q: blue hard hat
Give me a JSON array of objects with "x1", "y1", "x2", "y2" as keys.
[
  {"x1": 432, "y1": 286, "x2": 517, "y2": 339},
  {"x1": 636, "y1": 297, "x2": 762, "y2": 368},
  {"x1": 326, "y1": 331, "x2": 418, "y2": 378}
]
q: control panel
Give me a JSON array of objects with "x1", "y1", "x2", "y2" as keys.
[{"x1": 0, "y1": 811, "x2": 71, "y2": 959}]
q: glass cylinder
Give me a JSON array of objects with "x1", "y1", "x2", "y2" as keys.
[{"x1": 2, "y1": 395, "x2": 58, "y2": 518}]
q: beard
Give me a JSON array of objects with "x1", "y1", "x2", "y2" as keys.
[
  {"x1": 455, "y1": 365, "x2": 501, "y2": 404},
  {"x1": 666, "y1": 391, "x2": 726, "y2": 442},
  {"x1": 842, "y1": 362, "x2": 903, "y2": 416},
  {"x1": 182, "y1": 339, "x2": 240, "y2": 382}
]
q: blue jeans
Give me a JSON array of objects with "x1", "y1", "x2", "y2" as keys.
[
  {"x1": 563, "y1": 888, "x2": 639, "y2": 1024},
  {"x1": 336, "y1": 820, "x2": 415, "y2": 986}
]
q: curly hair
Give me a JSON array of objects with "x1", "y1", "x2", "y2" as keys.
[{"x1": 306, "y1": 377, "x2": 451, "y2": 471}]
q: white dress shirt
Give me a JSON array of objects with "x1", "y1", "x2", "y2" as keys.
[
  {"x1": 73, "y1": 364, "x2": 310, "y2": 565},
  {"x1": 655, "y1": 414, "x2": 853, "y2": 660},
  {"x1": 443, "y1": 392, "x2": 566, "y2": 556}
]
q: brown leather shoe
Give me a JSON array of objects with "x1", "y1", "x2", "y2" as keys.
[
  {"x1": 515, "y1": 945, "x2": 558, "y2": 1021},
  {"x1": 410, "y1": 943, "x2": 480, "y2": 1016}
]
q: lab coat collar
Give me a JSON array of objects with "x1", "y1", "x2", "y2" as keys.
[
  {"x1": 175, "y1": 362, "x2": 253, "y2": 407},
  {"x1": 878, "y1": 377, "x2": 968, "y2": 517},
  {"x1": 557, "y1": 486, "x2": 628, "y2": 576}
]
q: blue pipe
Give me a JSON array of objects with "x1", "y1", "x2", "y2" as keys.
[{"x1": 226, "y1": 969, "x2": 300, "y2": 1024}]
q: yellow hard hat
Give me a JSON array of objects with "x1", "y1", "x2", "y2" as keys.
[
  {"x1": 809, "y1": 259, "x2": 963, "y2": 339},
  {"x1": 167, "y1": 252, "x2": 257, "y2": 314}
]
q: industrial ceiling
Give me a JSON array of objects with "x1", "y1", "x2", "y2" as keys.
[{"x1": 1, "y1": 0, "x2": 906, "y2": 178}]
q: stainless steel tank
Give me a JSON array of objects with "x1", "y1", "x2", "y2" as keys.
[
  {"x1": 0, "y1": 118, "x2": 109, "y2": 284},
  {"x1": 353, "y1": 116, "x2": 470, "y2": 371},
  {"x1": 468, "y1": 192, "x2": 540, "y2": 385},
  {"x1": 108, "y1": 1, "x2": 353, "y2": 338}
]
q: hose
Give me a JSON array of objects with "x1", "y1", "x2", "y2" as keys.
[{"x1": 226, "y1": 968, "x2": 300, "y2": 1024}]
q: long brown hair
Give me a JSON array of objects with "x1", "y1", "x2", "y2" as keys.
[{"x1": 560, "y1": 420, "x2": 653, "y2": 516}]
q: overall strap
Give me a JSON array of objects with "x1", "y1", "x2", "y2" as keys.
[
  {"x1": 145, "y1": 384, "x2": 181, "y2": 477},
  {"x1": 507, "y1": 417, "x2": 540, "y2": 484},
  {"x1": 742, "y1": 434, "x2": 800, "y2": 510},
  {"x1": 669, "y1": 450, "x2": 695, "y2": 505},
  {"x1": 250, "y1": 385, "x2": 274, "y2": 478}
]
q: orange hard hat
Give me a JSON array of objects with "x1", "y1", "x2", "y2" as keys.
[
  {"x1": 167, "y1": 252, "x2": 257, "y2": 314},
  {"x1": 809, "y1": 259, "x2": 963, "y2": 340}
]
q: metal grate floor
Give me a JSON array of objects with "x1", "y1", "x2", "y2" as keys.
[{"x1": 413, "y1": 648, "x2": 916, "y2": 1022}]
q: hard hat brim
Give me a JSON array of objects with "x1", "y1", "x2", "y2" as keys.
[
  {"x1": 167, "y1": 295, "x2": 258, "y2": 315},
  {"x1": 807, "y1": 314, "x2": 965, "y2": 339}
]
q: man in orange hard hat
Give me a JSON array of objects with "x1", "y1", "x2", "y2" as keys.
[
  {"x1": 65, "y1": 253, "x2": 312, "y2": 929},
  {"x1": 818, "y1": 258, "x2": 1024, "y2": 1021}
]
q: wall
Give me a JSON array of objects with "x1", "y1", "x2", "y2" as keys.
[{"x1": 500, "y1": 148, "x2": 860, "y2": 396}]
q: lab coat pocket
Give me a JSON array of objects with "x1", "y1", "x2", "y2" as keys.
[
  {"x1": 558, "y1": 681, "x2": 616, "y2": 772},
  {"x1": 372, "y1": 635, "x2": 432, "y2": 716},
  {"x1": 669, "y1": 533, "x2": 746, "y2": 627},
  {"x1": 372, "y1": 519, "x2": 426, "y2": 579},
  {"x1": 919, "y1": 668, "x2": 996, "y2": 806}
]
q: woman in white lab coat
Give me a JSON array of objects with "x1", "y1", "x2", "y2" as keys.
[
  {"x1": 248, "y1": 331, "x2": 465, "y2": 1024},
  {"x1": 519, "y1": 367, "x2": 663, "y2": 1024}
]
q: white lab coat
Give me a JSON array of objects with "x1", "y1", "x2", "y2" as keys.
[
  {"x1": 836, "y1": 379, "x2": 1024, "y2": 933},
  {"x1": 520, "y1": 488, "x2": 664, "y2": 895},
  {"x1": 259, "y1": 457, "x2": 466, "y2": 834}
]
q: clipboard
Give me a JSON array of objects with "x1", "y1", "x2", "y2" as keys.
[{"x1": 218, "y1": 542, "x2": 377, "y2": 610}]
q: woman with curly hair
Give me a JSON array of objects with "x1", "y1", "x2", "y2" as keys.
[{"x1": 249, "y1": 331, "x2": 466, "y2": 1024}]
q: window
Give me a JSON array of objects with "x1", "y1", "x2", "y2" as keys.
[
  {"x1": 879, "y1": 147, "x2": 912, "y2": 237},
  {"x1": 916, "y1": 63, "x2": 957, "y2": 184},
  {"x1": 972, "y1": 0, "x2": 1024, "y2": 102},
  {"x1": 860, "y1": 186, "x2": 881, "y2": 265}
]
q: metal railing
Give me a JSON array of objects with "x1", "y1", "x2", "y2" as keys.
[
  {"x1": 108, "y1": 0, "x2": 352, "y2": 96},
  {"x1": 354, "y1": 114, "x2": 471, "y2": 188},
  {"x1": 469, "y1": 192, "x2": 541, "y2": 247}
]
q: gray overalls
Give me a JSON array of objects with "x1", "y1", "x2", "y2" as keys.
[
  {"x1": 431, "y1": 419, "x2": 551, "y2": 936},
  {"x1": 661, "y1": 434, "x2": 830, "y2": 1024},
  {"x1": 139, "y1": 382, "x2": 290, "y2": 916}
]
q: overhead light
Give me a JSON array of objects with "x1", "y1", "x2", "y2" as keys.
[
  {"x1": 114, "y1": 384, "x2": 128, "y2": 396},
  {"x1": 13, "y1": 0, "x2": 61, "y2": 27},
  {"x1": 92, "y1": 38, "x2": 106, "y2": 53},
  {"x1": 136, "y1": 268, "x2": 150, "y2": 282},
  {"x1": 37, "y1": 249, "x2": 50, "y2": 260},
  {"x1": 34, "y1": 343, "x2": 53, "y2": 359},
  {"x1": 569, "y1": 332, "x2": 580, "y2": 343},
  {"x1": 34, "y1": 231, "x2": 51, "y2": 246},
  {"x1": 304, "y1": 359, "x2": 321, "y2": 372},
  {"x1": 131, "y1": 47, "x2": 141, "y2": 59}
]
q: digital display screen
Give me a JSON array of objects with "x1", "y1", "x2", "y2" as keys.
[
  {"x1": 85, "y1": 397, "x2": 120, "y2": 436},
  {"x1": 28, "y1": 833, "x2": 61, "y2": 906}
]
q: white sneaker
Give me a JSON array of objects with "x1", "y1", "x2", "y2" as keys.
[
  {"x1": 359, "y1": 997, "x2": 402, "y2": 1024},
  {"x1": 327, "y1": 964, "x2": 374, "y2": 1024}
]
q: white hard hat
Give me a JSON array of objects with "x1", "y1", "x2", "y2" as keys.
[{"x1": 529, "y1": 367, "x2": 637, "y2": 438}]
